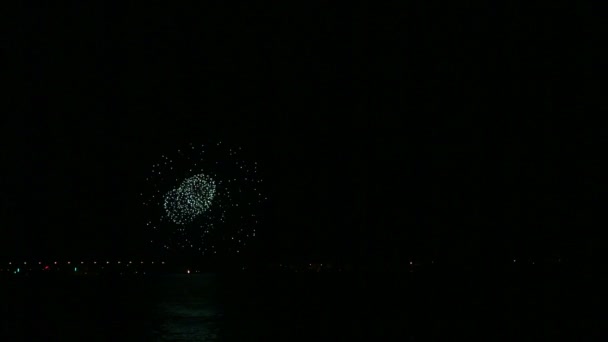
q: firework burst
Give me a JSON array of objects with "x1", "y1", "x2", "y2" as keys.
[{"x1": 142, "y1": 142, "x2": 265, "y2": 256}]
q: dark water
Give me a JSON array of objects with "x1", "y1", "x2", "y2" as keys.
[{"x1": 1, "y1": 270, "x2": 605, "y2": 341}]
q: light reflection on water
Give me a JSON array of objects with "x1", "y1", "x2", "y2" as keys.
[
  {"x1": 153, "y1": 303, "x2": 221, "y2": 341},
  {"x1": 152, "y1": 275, "x2": 222, "y2": 341},
  {"x1": 1, "y1": 271, "x2": 585, "y2": 340}
]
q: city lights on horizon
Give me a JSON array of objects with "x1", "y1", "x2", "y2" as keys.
[
  {"x1": 1, "y1": 257, "x2": 572, "y2": 275},
  {"x1": 3, "y1": 260, "x2": 169, "y2": 265}
]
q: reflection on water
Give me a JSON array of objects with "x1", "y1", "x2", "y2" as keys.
[
  {"x1": 1, "y1": 270, "x2": 602, "y2": 341},
  {"x1": 152, "y1": 275, "x2": 222, "y2": 341},
  {"x1": 154, "y1": 303, "x2": 220, "y2": 341}
]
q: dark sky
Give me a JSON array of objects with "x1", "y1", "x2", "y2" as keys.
[{"x1": 2, "y1": 4, "x2": 605, "y2": 265}]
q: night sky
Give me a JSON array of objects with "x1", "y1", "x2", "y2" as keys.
[{"x1": 2, "y1": 4, "x2": 605, "y2": 266}]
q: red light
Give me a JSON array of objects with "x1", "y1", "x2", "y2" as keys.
[{"x1": 44, "y1": 266, "x2": 49, "y2": 270}]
